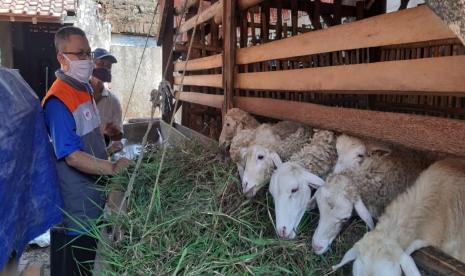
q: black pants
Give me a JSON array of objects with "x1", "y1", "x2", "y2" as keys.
[{"x1": 50, "y1": 227, "x2": 98, "y2": 276}]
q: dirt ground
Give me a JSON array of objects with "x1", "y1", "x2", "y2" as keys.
[{"x1": 20, "y1": 246, "x2": 50, "y2": 276}]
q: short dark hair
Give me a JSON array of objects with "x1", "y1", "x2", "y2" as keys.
[{"x1": 54, "y1": 26, "x2": 87, "y2": 53}]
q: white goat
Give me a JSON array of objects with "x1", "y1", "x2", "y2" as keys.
[
  {"x1": 334, "y1": 134, "x2": 391, "y2": 174},
  {"x1": 269, "y1": 130, "x2": 338, "y2": 239},
  {"x1": 218, "y1": 108, "x2": 259, "y2": 149},
  {"x1": 230, "y1": 124, "x2": 280, "y2": 182},
  {"x1": 241, "y1": 127, "x2": 313, "y2": 197},
  {"x1": 311, "y1": 147, "x2": 430, "y2": 255},
  {"x1": 333, "y1": 158, "x2": 465, "y2": 276}
]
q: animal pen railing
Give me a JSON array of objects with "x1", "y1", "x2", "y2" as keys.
[
  {"x1": 162, "y1": 3, "x2": 465, "y2": 158},
  {"x1": 155, "y1": 0, "x2": 465, "y2": 274}
]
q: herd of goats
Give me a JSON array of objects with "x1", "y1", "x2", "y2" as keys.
[{"x1": 215, "y1": 108, "x2": 465, "y2": 276}]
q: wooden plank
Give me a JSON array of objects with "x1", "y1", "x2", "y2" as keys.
[
  {"x1": 174, "y1": 43, "x2": 222, "y2": 53},
  {"x1": 156, "y1": 0, "x2": 167, "y2": 45},
  {"x1": 413, "y1": 247, "x2": 465, "y2": 276},
  {"x1": 178, "y1": 0, "x2": 266, "y2": 34},
  {"x1": 174, "y1": 0, "x2": 198, "y2": 15},
  {"x1": 161, "y1": 0, "x2": 174, "y2": 122},
  {"x1": 235, "y1": 56, "x2": 465, "y2": 96},
  {"x1": 174, "y1": 74, "x2": 223, "y2": 88},
  {"x1": 175, "y1": 91, "x2": 223, "y2": 108},
  {"x1": 178, "y1": 1, "x2": 222, "y2": 34},
  {"x1": 234, "y1": 96, "x2": 465, "y2": 157},
  {"x1": 236, "y1": 6, "x2": 457, "y2": 65},
  {"x1": 174, "y1": 54, "x2": 223, "y2": 71},
  {"x1": 223, "y1": 0, "x2": 236, "y2": 112}
]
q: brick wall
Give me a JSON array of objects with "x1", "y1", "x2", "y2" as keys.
[{"x1": 99, "y1": 0, "x2": 157, "y2": 36}]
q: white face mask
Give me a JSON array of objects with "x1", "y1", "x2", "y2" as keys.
[{"x1": 63, "y1": 54, "x2": 93, "y2": 83}]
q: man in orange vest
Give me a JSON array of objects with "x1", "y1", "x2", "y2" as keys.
[{"x1": 42, "y1": 26, "x2": 132, "y2": 276}]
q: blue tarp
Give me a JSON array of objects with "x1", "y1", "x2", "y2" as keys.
[{"x1": 0, "y1": 67, "x2": 63, "y2": 269}]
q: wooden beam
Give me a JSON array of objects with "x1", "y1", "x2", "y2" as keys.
[
  {"x1": 247, "y1": 22, "x2": 311, "y2": 34},
  {"x1": 223, "y1": 0, "x2": 236, "y2": 112},
  {"x1": 174, "y1": 43, "x2": 222, "y2": 53},
  {"x1": 413, "y1": 247, "x2": 465, "y2": 276},
  {"x1": 236, "y1": 6, "x2": 457, "y2": 65},
  {"x1": 174, "y1": 74, "x2": 223, "y2": 88},
  {"x1": 234, "y1": 96, "x2": 465, "y2": 158},
  {"x1": 156, "y1": 0, "x2": 168, "y2": 45},
  {"x1": 178, "y1": 0, "x2": 266, "y2": 34},
  {"x1": 175, "y1": 91, "x2": 223, "y2": 108},
  {"x1": 161, "y1": 0, "x2": 174, "y2": 123},
  {"x1": 236, "y1": 56, "x2": 465, "y2": 96},
  {"x1": 174, "y1": 0, "x2": 199, "y2": 15},
  {"x1": 174, "y1": 54, "x2": 223, "y2": 71},
  {"x1": 275, "y1": 0, "x2": 357, "y2": 17},
  {"x1": 178, "y1": 1, "x2": 222, "y2": 34}
]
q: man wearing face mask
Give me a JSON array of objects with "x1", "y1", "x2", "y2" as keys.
[
  {"x1": 90, "y1": 48, "x2": 124, "y2": 154},
  {"x1": 42, "y1": 26, "x2": 132, "y2": 276}
]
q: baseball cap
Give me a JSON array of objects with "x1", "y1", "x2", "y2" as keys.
[{"x1": 93, "y1": 48, "x2": 117, "y2": 63}]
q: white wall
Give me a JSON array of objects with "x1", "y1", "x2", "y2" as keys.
[{"x1": 109, "y1": 34, "x2": 163, "y2": 120}]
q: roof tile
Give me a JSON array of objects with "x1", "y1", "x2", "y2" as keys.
[{"x1": 0, "y1": 0, "x2": 76, "y2": 19}]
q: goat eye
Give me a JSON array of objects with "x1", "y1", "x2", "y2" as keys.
[
  {"x1": 341, "y1": 218, "x2": 349, "y2": 223},
  {"x1": 226, "y1": 123, "x2": 230, "y2": 127},
  {"x1": 357, "y1": 154, "x2": 364, "y2": 158},
  {"x1": 291, "y1": 188, "x2": 298, "y2": 193},
  {"x1": 257, "y1": 155, "x2": 264, "y2": 160}
]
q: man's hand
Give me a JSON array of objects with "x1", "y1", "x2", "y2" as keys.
[
  {"x1": 112, "y1": 157, "x2": 133, "y2": 173},
  {"x1": 104, "y1": 122, "x2": 121, "y2": 138},
  {"x1": 107, "y1": 141, "x2": 123, "y2": 155}
]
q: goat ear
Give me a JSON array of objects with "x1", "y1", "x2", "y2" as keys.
[
  {"x1": 240, "y1": 147, "x2": 248, "y2": 161},
  {"x1": 270, "y1": 152, "x2": 282, "y2": 167},
  {"x1": 354, "y1": 198, "x2": 375, "y2": 230},
  {"x1": 405, "y1": 240, "x2": 429, "y2": 255},
  {"x1": 366, "y1": 142, "x2": 391, "y2": 157},
  {"x1": 307, "y1": 192, "x2": 318, "y2": 210},
  {"x1": 400, "y1": 252, "x2": 422, "y2": 276},
  {"x1": 332, "y1": 247, "x2": 358, "y2": 271},
  {"x1": 236, "y1": 121, "x2": 245, "y2": 132},
  {"x1": 302, "y1": 171, "x2": 325, "y2": 189}
]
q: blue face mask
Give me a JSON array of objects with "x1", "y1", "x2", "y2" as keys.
[{"x1": 92, "y1": 67, "x2": 112, "y2": 83}]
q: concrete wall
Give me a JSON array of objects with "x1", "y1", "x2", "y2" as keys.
[
  {"x1": 75, "y1": 0, "x2": 111, "y2": 50},
  {"x1": 0, "y1": 22, "x2": 13, "y2": 68},
  {"x1": 109, "y1": 34, "x2": 162, "y2": 120}
]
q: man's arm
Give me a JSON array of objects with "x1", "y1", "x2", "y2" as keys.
[
  {"x1": 44, "y1": 97, "x2": 132, "y2": 175},
  {"x1": 65, "y1": 150, "x2": 131, "y2": 175}
]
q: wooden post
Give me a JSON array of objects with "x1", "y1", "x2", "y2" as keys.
[
  {"x1": 161, "y1": 0, "x2": 174, "y2": 123},
  {"x1": 222, "y1": 0, "x2": 236, "y2": 114}
]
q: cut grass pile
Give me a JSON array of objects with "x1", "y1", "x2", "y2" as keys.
[{"x1": 97, "y1": 141, "x2": 367, "y2": 275}]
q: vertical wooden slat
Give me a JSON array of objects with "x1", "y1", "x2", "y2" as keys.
[
  {"x1": 291, "y1": 0, "x2": 298, "y2": 35},
  {"x1": 161, "y1": 0, "x2": 174, "y2": 123},
  {"x1": 223, "y1": 0, "x2": 236, "y2": 113},
  {"x1": 276, "y1": 2, "x2": 282, "y2": 40},
  {"x1": 313, "y1": 0, "x2": 322, "y2": 30},
  {"x1": 334, "y1": 0, "x2": 342, "y2": 24},
  {"x1": 356, "y1": 1, "x2": 364, "y2": 20}
]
